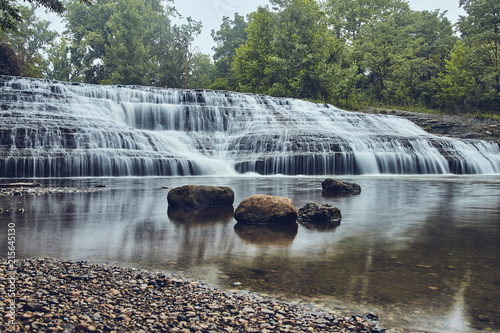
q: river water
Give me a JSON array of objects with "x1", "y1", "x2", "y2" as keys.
[{"x1": 1, "y1": 175, "x2": 499, "y2": 332}]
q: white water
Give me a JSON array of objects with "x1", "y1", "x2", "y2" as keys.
[{"x1": 1, "y1": 76, "x2": 499, "y2": 177}]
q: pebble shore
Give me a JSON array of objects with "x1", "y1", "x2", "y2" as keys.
[{"x1": 1, "y1": 258, "x2": 391, "y2": 333}]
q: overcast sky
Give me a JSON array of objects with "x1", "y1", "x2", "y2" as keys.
[{"x1": 40, "y1": 0, "x2": 465, "y2": 55}]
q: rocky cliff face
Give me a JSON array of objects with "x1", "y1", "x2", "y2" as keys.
[{"x1": 372, "y1": 110, "x2": 500, "y2": 146}]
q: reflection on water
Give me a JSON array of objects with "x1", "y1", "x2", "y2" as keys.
[
  {"x1": 1, "y1": 175, "x2": 499, "y2": 332},
  {"x1": 234, "y1": 223, "x2": 298, "y2": 247},
  {"x1": 168, "y1": 206, "x2": 234, "y2": 225},
  {"x1": 298, "y1": 219, "x2": 341, "y2": 231}
]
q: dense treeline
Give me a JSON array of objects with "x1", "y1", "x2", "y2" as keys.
[{"x1": 1, "y1": 0, "x2": 499, "y2": 114}]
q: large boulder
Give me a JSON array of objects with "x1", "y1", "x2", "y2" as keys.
[
  {"x1": 298, "y1": 201, "x2": 342, "y2": 222},
  {"x1": 322, "y1": 178, "x2": 361, "y2": 195},
  {"x1": 167, "y1": 185, "x2": 234, "y2": 208},
  {"x1": 234, "y1": 194, "x2": 298, "y2": 225}
]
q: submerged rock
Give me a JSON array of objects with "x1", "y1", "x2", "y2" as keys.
[
  {"x1": 298, "y1": 201, "x2": 342, "y2": 222},
  {"x1": 322, "y1": 178, "x2": 361, "y2": 195},
  {"x1": 234, "y1": 194, "x2": 298, "y2": 225},
  {"x1": 167, "y1": 185, "x2": 234, "y2": 208}
]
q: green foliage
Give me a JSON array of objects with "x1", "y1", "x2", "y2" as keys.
[
  {"x1": 458, "y1": 0, "x2": 500, "y2": 111},
  {"x1": 186, "y1": 53, "x2": 216, "y2": 89},
  {"x1": 232, "y1": 7, "x2": 276, "y2": 94},
  {"x1": 228, "y1": 0, "x2": 460, "y2": 112},
  {"x1": 0, "y1": 40, "x2": 21, "y2": 75},
  {"x1": 433, "y1": 41, "x2": 477, "y2": 112},
  {"x1": 211, "y1": 13, "x2": 248, "y2": 87},
  {"x1": 209, "y1": 78, "x2": 231, "y2": 91},
  {"x1": 1, "y1": 4, "x2": 58, "y2": 77},
  {"x1": 354, "y1": 7, "x2": 457, "y2": 107},
  {"x1": 233, "y1": 0, "x2": 344, "y2": 101},
  {"x1": 101, "y1": 0, "x2": 153, "y2": 85},
  {"x1": 45, "y1": 37, "x2": 72, "y2": 80},
  {"x1": 58, "y1": 0, "x2": 203, "y2": 87},
  {"x1": 323, "y1": 0, "x2": 410, "y2": 40}
]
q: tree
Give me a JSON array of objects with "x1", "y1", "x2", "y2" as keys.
[
  {"x1": 0, "y1": 41, "x2": 21, "y2": 75},
  {"x1": 63, "y1": 0, "x2": 118, "y2": 83},
  {"x1": 266, "y1": 0, "x2": 342, "y2": 100},
  {"x1": 354, "y1": 7, "x2": 457, "y2": 106},
  {"x1": 211, "y1": 13, "x2": 248, "y2": 87},
  {"x1": 186, "y1": 53, "x2": 215, "y2": 89},
  {"x1": 61, "y1": 0, "x2": 202, "y2": 87},
  {"x1": 232, "y1": 0, "x2": 344, "y2": 102},
  {"x1": 1, "y1": 4, "x2": 58, "y2": 77},
  {"x1": 101, "y1": 0, "x2": 153, "y2": 85},
  {"x1": 232, "y1": 6, "x2": 276, "y2": 94},
  {"x1": 434, "y1": 41, "x2": 477, "y2": 111},
  {"x1": 323, "y1": 0, "x2": 410, "y2": 40},
  {"x1": 458, "y1": 0, "x2": 500, "y2": 110},
  {"x1": 45, "y1": 37, "x2": 73, "y2": 80}
]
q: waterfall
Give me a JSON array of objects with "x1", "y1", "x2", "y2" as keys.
[{"x1": 1, "y1": 75, "x2": 499, "y2": 177}]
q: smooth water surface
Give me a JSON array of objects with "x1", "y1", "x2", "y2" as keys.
[{"x1": 1, "y1": 175, "x2": 499, "y2": 332}]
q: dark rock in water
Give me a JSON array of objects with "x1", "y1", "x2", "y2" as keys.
[
  {"x1": 168, "y1": 205, "x2": 234, "y2": 225},
  {"x1": 298, "y1": 201, "x2": 342, "y2": 222},
  {"x1": 322, "y1": 178, "x2": 361, "y2": 195},
  {"x1": 234, "y1": 194, "x2": 298, "y2": 225},
  {"x1": 234, "y1": 223, "x2": 298, "y2": 247},
  {"x1": 167, "y1": 185, "x2": 234, "y2": 208},
  {"x1": 95, "y1": 184, "x2": 106, "y2": 188}
]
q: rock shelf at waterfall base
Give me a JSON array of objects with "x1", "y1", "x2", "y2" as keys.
[
  {"x1": 0, "y1": 186, "x2": 106, "y2": 197},
  {"x1": 373, "y1": 109, "x2": 500, "y2": 145},
  {"x1": 0, "y1": 258, "x2": 394, "y2": 333}
]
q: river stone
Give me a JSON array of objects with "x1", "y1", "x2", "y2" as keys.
[
  {"x1": 234, "y1": 194, "x2": 298, "y2": 224},
  {"x1": 167, "y1": 185, "x2": 234, "y2": 208},
  {"x1": 298, "y1": 202, "x2": 342, "y2": 222},
  {"x1": 322, "y1": 178, "x2": 361, "y2": 195}
]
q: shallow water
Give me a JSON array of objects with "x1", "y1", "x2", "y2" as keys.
[{"x1": 1, "y1": 175, "x2": 499, "y2": 332}]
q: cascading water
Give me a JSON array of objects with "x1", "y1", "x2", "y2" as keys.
[{"x1": 1, "y1": 75, "x2": 499, "y2": 177}]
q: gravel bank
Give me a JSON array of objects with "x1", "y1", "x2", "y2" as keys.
[
  {"x1": 1, "y1": 258, "x2": 392, "y2": 333},
  {"x1": 0, "y1": 184, "x2": 106, "y2": 197}
]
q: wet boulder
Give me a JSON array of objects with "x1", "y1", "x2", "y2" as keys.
[
  {"x1": 322, "y1": 178, "x2": 361, "y2": 195},
  {"x1": 234, "y1": 194, "x2": 298, "y2": 225},
  {"x1": 167, "y1": 185, "x2": 234, "y2": 208},
  {"x1": 298, "y1": 201, "x2": 342, "y2": 222}
]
